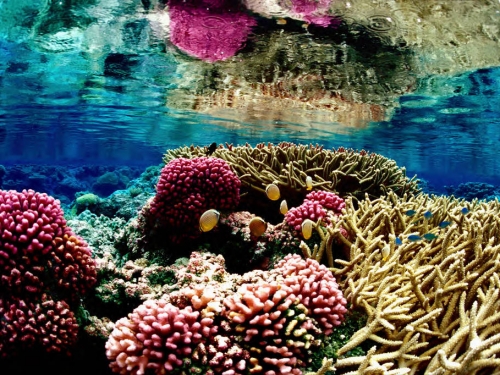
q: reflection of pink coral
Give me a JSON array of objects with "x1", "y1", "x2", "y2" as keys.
[
  {"x1": 148, "y1": 157, "x2": 240, "y2": 239},
  {"x1": 106, "y1": 300, "x2": 217, "y2": 375},
  {"x1": 169, "y1": 0, "x2": 256, "y2": 62},
  {"x1": 274, "y1": 254, "x2": 347, "y2": 335},
  {"x1": 285, "y1": 190, "x2": 345, "y2": 231},
  {"x1": 243, "y1": 0, "x2": 338, "y2": 27},
  {"x1": 0, "y1": 295, "x2": 79, "y2": 356}
]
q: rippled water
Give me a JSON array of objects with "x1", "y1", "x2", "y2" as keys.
[{"x1": 1, "y1": 0, "x2": 500, "y2": 191}]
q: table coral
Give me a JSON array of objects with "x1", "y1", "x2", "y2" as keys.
[{"x1": 164, "y1": 143, "x2": 420, "y2": 211}]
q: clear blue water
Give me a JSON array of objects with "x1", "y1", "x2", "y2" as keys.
[{"x1": 1, "y1": 1, "x2": 500, "y2": 193}]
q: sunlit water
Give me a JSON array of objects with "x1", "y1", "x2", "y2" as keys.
[{"x1": 1, "y1": 0, "x2": 500, "y2": 193}]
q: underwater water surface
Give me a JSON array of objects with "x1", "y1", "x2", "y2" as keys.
[{"x1": 0, "y1": 0, "x2": 499, "y2": 196}]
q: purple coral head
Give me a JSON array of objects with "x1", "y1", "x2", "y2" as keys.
[
  {"x1": 149, "y1": 157, "x2": 241, "y2": 236},
  {"x1": 0, "y1": 189, "x2": 96, "y2": 298},
  {"x1": 168, "y1": 0, "x2": 256, "y2": 62},
  {"x1": 284, "y1": 190, "x2": 345, "y2": 231}
]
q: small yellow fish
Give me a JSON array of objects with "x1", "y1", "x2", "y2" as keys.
[
  {"x1": 280, "y1": 200, "x2": 288, "y2": 215},
  {"x1": 199, "y1": 209, "x2": 220, "y2": 232},
  {"x1": 381, "y1": 245, "x2": 390, "y2": 261},
  {"x1": 266, "y1": 183, "x2": 281, "y2": 201},
  {"x1": 301, "y1": 219, "x2": 314, "y2": 240},
  {"x1": 305, "y1": 176, "x2": 313, "y2": 190},
  {"x1": 276, "y1": 18, "x2": 287, "y2": 25},
  {"x1": 249, "y1": 216, "x2": 267, "y2": 237}
]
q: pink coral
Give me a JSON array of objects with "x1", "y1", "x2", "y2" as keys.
[
  {"x1": 106, "y1": 300, "x2": 217, "y2": 375},
  {"x1": 106, "y1": 252, "x2": 347, "y2": 375},
  {"x1": 0, "y1": 295, "x2": 79, "y2": 356},
  {"x1": 0, "y1": 189, "x2": 97, "y2": 356},
  {"x1": 285, "y1": 190, "x2": 345, "y2": 232},
  {"x1": 303, "y1": 190, "x2": 345, "y2": 213},
  {"x1": 169, "y1": 0, "x2": 256, "y2": 62},
  {"x1": 274, "y1": 254, "x2": 347, "y2": 335},
  {"x1": 148, "y1": 157, "x2": 240, "y2": 238},
  {"x1": 0, "y1": 189, "x2": 96, "y2": 298}
]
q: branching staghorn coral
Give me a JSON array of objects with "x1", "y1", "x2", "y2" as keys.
[
  {"x1": 164, "y1": 143, "x2": 420, "y2": 208},
  {"x1": 304, "y1": 191, "x2": 500, "y2": 374}
]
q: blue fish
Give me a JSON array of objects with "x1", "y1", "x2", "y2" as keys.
[
  {"x1": 423, "y1": 233, "x2": 438, "y2": 241},
  {"x1": 405, "y1": 210, "x2": 417, "y2": 217},
  {"x1": 395, "y1": 237, "x2": 402, "y2": 246},
  {"x1": 439, "y1": 221, "x2": 451, "y2": 228},
  {"x1": 423, "y1": 211, "x2": 433, "y2": 220},
  {"x1": 408, "y1": 234, "x2": 422, "y2": 242},
  {"x1": 461, "y1": 207, "x2": 469, "y2": 215}
]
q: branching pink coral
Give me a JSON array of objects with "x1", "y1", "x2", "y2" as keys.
[
  {"x1": 0, "y1": 189, "x2": 96, "y2": 298},
  {"x1": 285, "y1": 190, "x2": 345, "y2": 232},
  {"x1": 0, "y1": 189, "x2": 97, "y2": 356},
  {"x1": 274, "y1": 254, "x2": 347, "y2": 335},
  {"x1": 0, "y1": 295, "x2": 79, "y2": 356},
  {"x1": 106, "y1": 252, "x2": 347, "y2": 375},
  {"x1": 106, "y1": 300, "x2": 217, "y2": 375},
  {"x1": 148, "y1": 157, "x2": 240, "y2": 241}
]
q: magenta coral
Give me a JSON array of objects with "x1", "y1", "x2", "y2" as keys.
[
  {"x1": 0, "y1": 294, "x2": 79, "y2": 356},
  {"x1": 304, "y1": 190, "x2": 345, "y2": 213},
  {"x1": 285, "y1": 190, "x2": 345, "y2": 232},
  {"x1": 0, "y1": 189, "x2": 96, "y2": 298},
  {"x1": 0, "y1": 189, "x2": 97, "y2": 356},
  {"x1": 168, "y1": 0, "x2": 256, "y2": 62},
  {"x1": 274, "y1": 254, "x2": 347, "y2": 335},
  {"x1": 148, "y1": 157, "x2": 241, "y2": 238},
  {"x1": 106, "y1": 300, "x2": 217, "y2": 375}
]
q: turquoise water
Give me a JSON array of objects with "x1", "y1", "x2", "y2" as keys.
[
  {"x1": 1, "y1": 1, "x2": 500, "y2": 190},
  {"x1": 2, "y1": 64, "x2": 499, "y2": 191}
]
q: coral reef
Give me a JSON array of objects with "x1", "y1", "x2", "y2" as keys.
[
  {"x1": 0, "y1": 165, "x2": 143, "y2": 206},
  {"x1": 104, "y1": 252, "x2": 347, "y2": 375},
  {"x1": 0, "y1": 189, "x2": 97, "y2": 356},
  {"x1": 445, "y1": 182, "x2": 499, "y2": 201},
  {"x1": 303, "y1": 191, "x2": 500, "y2": 374},
  {"x1": 164, "y1": 143, "x2": 419, "y2": 212}
]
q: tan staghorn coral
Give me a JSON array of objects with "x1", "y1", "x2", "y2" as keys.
[
  {"x1": 305, "y1": 191, "x2": 500, "y2": 374},
  {"x1": 164, "y1": 143, "x2": 420, "y2": 213}
]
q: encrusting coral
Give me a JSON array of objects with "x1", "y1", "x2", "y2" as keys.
[
  {"x1": 164, "y1": 143, "x2": 420, "y2": 210},
  {"x1": 301, "y1": 191, "x2": 500, "y2": 374}
]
